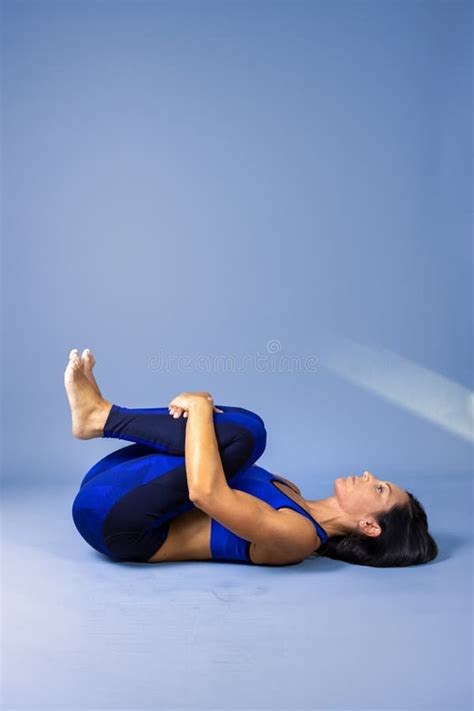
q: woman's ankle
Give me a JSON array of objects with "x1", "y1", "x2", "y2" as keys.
[{"x1": 97, "y1": 400, "x2": 113, "y2": 436}]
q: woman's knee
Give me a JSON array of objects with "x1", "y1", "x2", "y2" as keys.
[
  {"x1": 219, "y1": 405, "x2": 265, "y2": 426},
  {"x1": 251, "y1": 418, "x2": 267, "y2": 461},
  {"x1": 226, "y1": 408, "x2": 267, "y2": 461}
]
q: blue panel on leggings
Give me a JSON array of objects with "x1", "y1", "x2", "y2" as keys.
[{"x1": 79, "y1": 444, "x2": 157, "y2": 490}]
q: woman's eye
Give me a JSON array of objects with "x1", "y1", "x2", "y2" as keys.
[{"x1": 377, "y1": 484, "x2": 384, "y2": 493}]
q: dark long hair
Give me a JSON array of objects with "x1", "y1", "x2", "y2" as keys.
[{"x1": 312, "y1": 491, "x2": 438, "y2": 567}]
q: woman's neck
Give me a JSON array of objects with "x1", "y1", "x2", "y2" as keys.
[{"x1": 306, "y1": 496, "x2": 352, "y2": 539}]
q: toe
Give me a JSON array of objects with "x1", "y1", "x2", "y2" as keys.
[
  {"x1": 71, "y1": 352, "x2": 82, "y2": 368},
  {"x1": 87, "y1": 348, "x2": 96, "y2": 365},
  {"x1": 81, "y1": 348, "x2": 96, "y2": 367}
]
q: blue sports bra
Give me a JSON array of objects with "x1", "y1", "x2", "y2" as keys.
[{"x1": 209, "y1": 465, "x2": 329, "y2": 564}]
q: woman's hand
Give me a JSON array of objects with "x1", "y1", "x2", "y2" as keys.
[{"x1": 168, "y1": 391, "x2": 224, "y2": 419}]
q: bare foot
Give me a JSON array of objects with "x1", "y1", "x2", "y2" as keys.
[
  {"x1": 64, "y1": 349, "x2": 112, "y2": 439},
  {"x1": 81, "y1": 348, "x2": 102, "y2": 397}
]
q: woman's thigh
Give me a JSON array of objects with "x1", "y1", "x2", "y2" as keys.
[
  {"x1": 78, "y1": 444, "x2": 157, "y2": 490},
  {"x1": 72, "y1": 450, "x2": 193, "y2": 562}
]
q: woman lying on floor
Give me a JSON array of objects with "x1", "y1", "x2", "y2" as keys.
[{"x1": 66, "y1": 348, "x2": 438, "y2": 568}]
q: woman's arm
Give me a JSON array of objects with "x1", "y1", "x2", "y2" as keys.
[
  {"x1": 178, "y1": 395, "x2": 301, "y2": 499},
  {"x1": 180, "y1": 395, "x2": 315, "y2": 557},
  {"x1": 184, "y1": 397, "x2": 229, "y2": 499}
]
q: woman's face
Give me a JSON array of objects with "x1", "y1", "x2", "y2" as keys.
[{"x1": 335, "y1": 470, "x2": 409, "y2": 519}]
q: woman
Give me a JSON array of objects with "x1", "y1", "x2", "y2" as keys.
[{"x1": 67, "y1": 348, "x2": 438, "y2": 567}]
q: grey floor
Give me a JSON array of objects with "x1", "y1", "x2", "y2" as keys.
[{"x1": 1, "y1": 475, "x2": 472, "y2": 711}]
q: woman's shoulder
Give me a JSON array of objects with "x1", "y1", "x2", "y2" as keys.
[
  {"x1": 249, "y1": 507, "x2": 321, "y2": 566},
  {"x1": 272, "y1": 474, "x2": 301, "y2": 494}
]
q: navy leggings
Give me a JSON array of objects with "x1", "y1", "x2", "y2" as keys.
[{"x1": 71, "y1": 403, "x2": 267, "y2": 562}]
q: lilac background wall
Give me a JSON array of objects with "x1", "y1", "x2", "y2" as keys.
[{"x1": 1, "y1": 3, "x2": 472, "y2": 711}]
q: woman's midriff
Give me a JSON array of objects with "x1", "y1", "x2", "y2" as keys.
[
  {"x1": 146, "y1": 506, "x2": 213, "y2": 563},
  {"x1": 145, "y1": 481, "x2": 320, "y2": 565}
]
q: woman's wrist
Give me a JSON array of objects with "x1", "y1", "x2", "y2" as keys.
[{"x1": 188, "y1": 397, "x2": 214, "y2": 415}]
